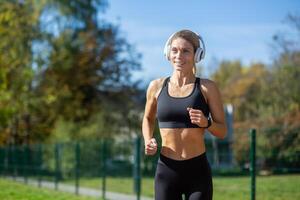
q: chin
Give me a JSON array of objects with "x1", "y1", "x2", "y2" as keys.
[
  {"x1": 173, "y1": 66, "x2": 183, "y2": 71},
  {"x1": 173, "y1": 65, "x2": 183, "y2": 70},
  {"x1": 173, "y1": 63, "x2": 183, "y2": 68},
  {"x1": 174, "y1": 64, "x2": 187, "y2": 71}
]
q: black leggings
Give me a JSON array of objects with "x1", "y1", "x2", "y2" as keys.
[{"x1": 155, "y1": 153, "x2": 212, "y2": 200}]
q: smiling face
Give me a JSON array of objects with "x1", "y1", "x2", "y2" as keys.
[{"x1": 169, "y1": 37, "x2": 195, "y2": 73}]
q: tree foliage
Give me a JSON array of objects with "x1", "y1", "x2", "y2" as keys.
[
  {"x1": 211, "y1": 14, "x2": 300, "y2": 169},
  {"x1": 0, "y1": 0, "x2": 142, "y2": 145}
]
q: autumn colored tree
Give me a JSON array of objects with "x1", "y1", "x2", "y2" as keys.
[
  {"x1": 0, "y1": 0, "x2": 142, "y2": 145},
  {"x1": 211, "y1": 14, "x2": 300, "y2": 170},
  {"x1": 0, "y1": 1, "x2": 45, "y2": 145}
]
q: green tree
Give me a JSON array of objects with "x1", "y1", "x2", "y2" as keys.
[
  {"x1": 0, "y1": 0, "x2": 143, "y2": 145},
  {"x1": 0, "y1": 0, "x2": 45, "y2": 145},
  {"x1": 35, "y1": 0, "x2": 142, "y2": 141},
  {"x1": 217, "y1": 13, "x2": 300, "y2": 170}
]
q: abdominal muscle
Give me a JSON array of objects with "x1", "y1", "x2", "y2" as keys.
[{"x1": 159, "y1": 128, "x2": 206, "y2": 160}]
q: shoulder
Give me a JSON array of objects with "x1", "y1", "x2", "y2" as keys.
[
  {"x1": 146, "y1": 77, "x2": 168, "y2": 99},
  {"x1": 199, "y1": 78, "x2": 221, "y2": 99},
  {"x1": 199, "y1": 78, "x2": 218, "y2": 91},
  {"x1": 148, "y1": 78, "x2": 165, "y2": 89}
]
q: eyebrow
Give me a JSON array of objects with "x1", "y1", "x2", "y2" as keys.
[{"x1": 171, "y1": 46, "x2": 193, "y2": 51}]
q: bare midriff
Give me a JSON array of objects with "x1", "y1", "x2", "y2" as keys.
[{"x1": 160, "y1": 128, "x2": 206, "y2": 160}]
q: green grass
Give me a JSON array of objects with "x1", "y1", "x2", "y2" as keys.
[
  {"x1": 66, "y1": 175, "x2": 300, "y2": 200},
  {"x1": 3, "y1": 175, "x2": 299, "y2": 199},
  {"x1": 213, "y1": 175, "x2": 300, "y2": 200},
  {"x1": 0, "y1": 178, "x2": 99, "y2": 200}
]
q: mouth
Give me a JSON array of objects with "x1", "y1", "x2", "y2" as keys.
[{"x1": 174, "y1": 61, "x2": 185, "y2": 66}]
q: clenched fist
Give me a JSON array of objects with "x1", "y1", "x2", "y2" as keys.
[
  {"x1": 187, "y1": 107, "x2": 209, "y2": 128},
  {"x1": 145, "y1": 138, "x2": 158, "y2": 155}
]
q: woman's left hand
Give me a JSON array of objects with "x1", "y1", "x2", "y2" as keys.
[{"x1": 187, "y1": 107, "x2": 208, "y2": 128}]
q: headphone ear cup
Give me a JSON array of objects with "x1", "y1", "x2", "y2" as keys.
[
  {"x1": 163, "y1": 44, "x2": 169, "y2": 60},
  {"x1": 194, "y1": 48, "x2": 203, "y2": 63},
  {"x1": 164, "y1": 32, "x2": 176, "y2": 61},
  {"x1": 165, "y1": 45, "x2": 171, "y2": 60}
]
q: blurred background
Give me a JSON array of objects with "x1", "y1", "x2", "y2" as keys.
[{"x1": 0, "y1": 0, "x2": 299, "y2": 200}]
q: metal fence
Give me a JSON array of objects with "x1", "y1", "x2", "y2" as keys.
[{"x1": 0, "y1": 129, "x2": 298, "y2": 200}]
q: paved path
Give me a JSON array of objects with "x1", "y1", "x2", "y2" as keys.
[{"x1": 6, "y1": 176, "x2": 152, "y2": 200}]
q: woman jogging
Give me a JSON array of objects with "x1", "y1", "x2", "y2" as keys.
[{"x1": 142, "y1": 29, "x2": 227, "y2": 200}]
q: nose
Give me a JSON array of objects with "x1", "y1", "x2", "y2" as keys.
[{"x1": 175, "y1": 50, "x2": 184, "y2": 59}]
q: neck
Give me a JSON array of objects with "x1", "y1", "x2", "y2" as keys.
[{"x1": 170, "y1": 71, "x2": 196, "y2": 87}]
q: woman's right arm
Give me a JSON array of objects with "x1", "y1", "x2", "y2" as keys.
[{"x1": 142, "y1": 80, "x2": 160, "y2": 155}]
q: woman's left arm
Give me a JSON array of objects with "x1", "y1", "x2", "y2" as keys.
[{"x1": 204, "y1": 80, "x2": 227, "y2": 139}]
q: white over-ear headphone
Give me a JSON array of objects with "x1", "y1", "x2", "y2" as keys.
[{"x1": 163, "y1": 30, "x2": 206, "y2": 63}]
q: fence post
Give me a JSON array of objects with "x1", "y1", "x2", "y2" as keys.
[
  {"x1": 54, "y1": 143, "x2": 60, "y2": 190},
  {"x1": 38, "y1": 144, "x2": 43, "y2": 188},
  {"x1": 249, "y1": 129, "x2": 256, "y2": 200},
  {"x1": 101, "y1": 140, "x2": 107, "y2": 200},
  {"x1": 4, "y1": 146, "x2": 8, "y2": 176},
  {"x1": 75, "y1": 142, "x2": 80, "y2": 195},
  {"x1": 0, "y1": 147, "x2": 3, "y2": 176},
  {"x1": 24, "y1": 144, "x2": 29, "y2": 184},
  {"x1": 133, "y1": 136, "x2": 141, "y2": 200},
  {"x1": 0, "y1": 147, "x2": 2, "y2": 176},
  {"x1": 12, "y1": 145, "x2": 16, "y2": 180}
]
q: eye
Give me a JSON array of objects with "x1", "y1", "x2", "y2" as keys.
[{"x1": 171, "y1": 48, "x2": 177, "y2": 53}]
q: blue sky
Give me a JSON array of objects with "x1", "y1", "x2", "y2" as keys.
[{"x1": 102, "y1": 0, "x2": 300, "y2": 83}]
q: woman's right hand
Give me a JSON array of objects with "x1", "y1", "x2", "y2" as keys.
[{"x1": 145, "y1": 138, "x2": 158, "y2": 155}]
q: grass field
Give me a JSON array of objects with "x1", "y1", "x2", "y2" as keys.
[
  {"x1": 1, "y1": 175, "x2": 299, "y2": 200},
  {"x1": 0, "y1": 178, "x2": 98, "y2": 200},
  {"x1": 68, "y1": 174, "x2": 300, "y2": 200}
]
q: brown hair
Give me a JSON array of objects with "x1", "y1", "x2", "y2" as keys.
[{"x1": 170, "y1": 30, "x2": 200, "y2": 54}]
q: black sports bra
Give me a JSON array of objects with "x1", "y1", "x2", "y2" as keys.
[{"x1": 157, "y1": 77, "x2": 210, "y2": 128}]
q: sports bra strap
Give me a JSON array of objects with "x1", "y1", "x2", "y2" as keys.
[
  {"x1": 196, "y1": 77, "x2": 200, "y2": 84},
  {"x1": 163, "y1": 76, "x2": 170, "y2": 87},
  {"x1": 195, "y1": 77, "x2": 201, "y2": 88}
]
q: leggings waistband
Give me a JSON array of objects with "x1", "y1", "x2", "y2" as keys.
[{"x1": 159, "y1": 152, "x2": 209, "y2": 170}]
